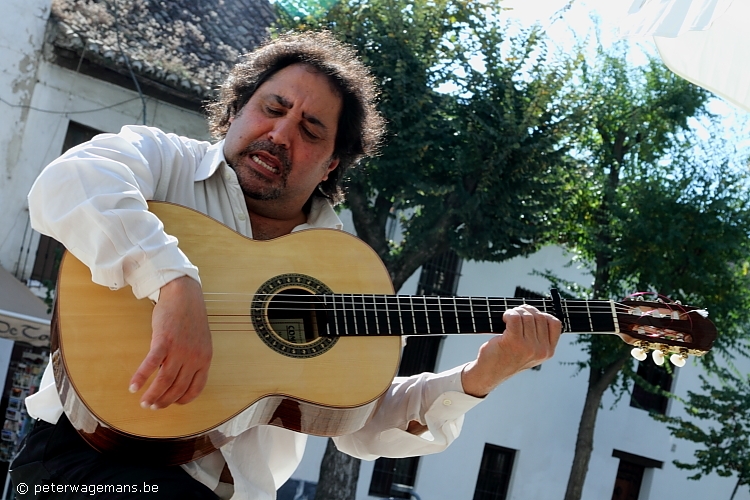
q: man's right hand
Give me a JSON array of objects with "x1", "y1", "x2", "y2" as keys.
[{"x1": 128, "y1": 276, "x2": 213, "y2": 410}]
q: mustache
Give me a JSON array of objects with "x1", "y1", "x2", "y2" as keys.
[{"x1": 240, "y1": 140, "x2": 291, "y2": 173}]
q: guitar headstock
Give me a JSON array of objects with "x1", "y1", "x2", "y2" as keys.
[{"x1": 616, "y1": 299, "x2": 717, "y2": 367}]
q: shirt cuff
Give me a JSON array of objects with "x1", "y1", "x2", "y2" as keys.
[
  {"x1": 125, "y1": 245, "x2": 200, "y2": 300},
  {"x1": 411, "y1": 363, "x2": 483, "y2": 419}
]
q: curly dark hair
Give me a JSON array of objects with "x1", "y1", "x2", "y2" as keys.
[{"x1": 206, "y1": 31, "x2": 385, "y2": 205}]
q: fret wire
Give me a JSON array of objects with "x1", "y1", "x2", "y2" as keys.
[
  {"x1": 585, "y1": 300, "x2": 593, "y2": 333},
  {"x1": 374, "y1": 295, "x2": 380, "y2": 334},
  {"x1": 486, "y1": 297, "x2": 493, "y2": 332},
  {"x1": 331, "y1": 294, "x2": 336, "y2": 335},
  {"x1": 409, "y1": 295, "x2": 418, "y2": 333},
  {"x1": 453, "y1": 295, "x2": 463, "y2": 333},
  {"x1": 563, "y1": 299, "x2": 571, "y2": 333},
  {"x1": 342, "y1": 293, "x2": 357, "y2": 335},
  {"x1": 425, "y1": 296, "x2": 431, "y2": 335},
  {"x1": 344, "y1": 294, "x2": 351, "y2": 336},
  {"x1": 333, "y1": 296, "x2": 342, "y2": 337},
  {"x1": 469, "y1": 297, "x2": 476, "y2": 333},
  {"x1": 397, "y1": 295, "x2": 404, "y2": 334},
  {"x1": 361, "y1": 294, "x2": 368, "y2": 336},
  {"x1": 323, "y1": 295, "x2": 331, "y2": 336},
  {"x1": 355, "y1": 293, "x2": 362, "y2": 336},
  {"x1": 610, "y1": 300, "x2": 620, "y2": 335},
  {"x1": 350, "y1": 293, "x2": 357, "y2": 335},
  {"x1": 439, "y1": 296, "x2": 445, "y2": 333},
  {"x1": 384, "y1": 295, "x2": 392, "y2": 334}
]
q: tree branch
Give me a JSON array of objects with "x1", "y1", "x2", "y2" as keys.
[{"x1": 346, "y1": 182, "x2": 392, "y2": 260}]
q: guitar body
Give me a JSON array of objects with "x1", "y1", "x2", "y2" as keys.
[{"x1": 53, "y1": 202, "x2": 401, "y2": 465}]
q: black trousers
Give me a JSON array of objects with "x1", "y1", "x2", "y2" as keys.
[{"x1": 9, "y1": 415, "x2": 219, "y2": 499}]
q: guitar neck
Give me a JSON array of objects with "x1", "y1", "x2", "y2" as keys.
[{"x1": 321, "y1": 295, "x2": 618, "y2": 337}]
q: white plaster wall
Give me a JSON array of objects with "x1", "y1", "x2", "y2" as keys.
[
  {"x1": 0, "y1": 59, "x2": 208, "y2": 275},
  {"x1": 0, "y1": 0, "x2": 52, "y2": 272}
]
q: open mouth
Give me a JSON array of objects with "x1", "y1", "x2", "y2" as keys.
[{"x1": 251, "y1": 154, "x2": 280, "y2": 175}]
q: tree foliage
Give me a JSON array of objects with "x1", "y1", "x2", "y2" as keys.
[
  {"x1": 276, "y1": 0, "x2": 577, "y2": 290},
  {"x1": 551, "y1": 44, "x2": 750, "y2": 500},
  {"x1": 658, "y1": 369, "x2": 750, "y2": 499}
]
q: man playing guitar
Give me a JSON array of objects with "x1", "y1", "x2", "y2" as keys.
[{"x1": 11, "y1": 31, "x2": 561, "y2": 499}]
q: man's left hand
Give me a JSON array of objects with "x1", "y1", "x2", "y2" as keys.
[{"x1": 461, "y1": 305, "x2": 561, "y2": 398}]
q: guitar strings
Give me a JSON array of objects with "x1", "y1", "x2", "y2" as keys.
[
  {"x1": 195, "y1": 292, "x2": 699, "y2": 332},
  {"x1": 199, "y1": 299, "x2": 685, "y2": 316},
  {"x1": 200, "y1": 291, "x2": 693, "y2": 312}
]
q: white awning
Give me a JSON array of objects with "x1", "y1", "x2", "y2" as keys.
[
  {"x1": 0, "y1": 266, "x2": 51, "y2": 347},
  {"x1": 622, "y1": 0, "x2": 750, "y2": 113}
]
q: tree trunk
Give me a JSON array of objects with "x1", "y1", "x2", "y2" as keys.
[
  {"x1": 730, "y1": 475, "x2": 742, "y2": 500},
  {"x1": 314, "y1": 439, "x2": 361, "y2": 500},
  {"x1": 563, "y1": 354, "x2": 630, "y2": 500}
]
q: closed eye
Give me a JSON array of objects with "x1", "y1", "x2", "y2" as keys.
[{"x1": 301, "y1": 127, "x2": 320, "y2": 141}]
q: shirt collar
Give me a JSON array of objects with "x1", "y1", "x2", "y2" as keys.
[
  {"x1": 195, "y1": 140, "x2": 227, "y2": 181},
  {"x1": 199, "y1": 140, "x2": 343, "y2": 231},
  {"x1": 294, "y1": 197, "x2": 343, "y2": 231}
]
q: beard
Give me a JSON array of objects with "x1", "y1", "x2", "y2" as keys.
[{"x1": 226, "y1": 140, "x2": 292, "y2": 201}]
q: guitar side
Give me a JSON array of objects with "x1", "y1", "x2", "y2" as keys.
[{"x1": 54, "y1": 202, "x2": 401, "y2": 465}]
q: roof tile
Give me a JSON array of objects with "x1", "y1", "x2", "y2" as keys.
[{"x1": 49, "y1": 0, "x2": 277, "y2": 100}]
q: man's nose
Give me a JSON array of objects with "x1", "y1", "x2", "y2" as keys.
[{"x1": 267, "y1": 119, "x2": 292, "y2": 148}]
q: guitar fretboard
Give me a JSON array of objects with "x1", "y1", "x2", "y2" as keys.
[{"x1": 320, "y1": 295, "x2": 618, "y2": 337}]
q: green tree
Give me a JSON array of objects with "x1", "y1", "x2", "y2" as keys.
[
  {"x1": 275, "y1": 1, "x2": 577, "y2": 499},
  {"x1": 556, "y1": 45, "x2": 750, "y2": 500},
  {"x1": 658, "y1": 369, "x2": 750, "y2": 500}
]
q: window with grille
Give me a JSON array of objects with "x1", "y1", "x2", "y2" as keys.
[
  {"x1": 416, "y1": 249, "x2": 463, "y2": 296},
  {"x1": 368, "y1": 249, "x2": 462, "y2": 498},
  {"x1": 31, "y1": 121, "x2": 102, "y2": 288},
  {"x1": 472, "y1": 444, "x2": 516, "y2": 500},
  {"x1": 630, "y1": 356, "x2": 674, "y2": 414},
  {"x1": 368, "y1": 456, "x2": 421, "y2": 499}
]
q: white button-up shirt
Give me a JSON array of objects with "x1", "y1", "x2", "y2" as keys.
[{"x1": 25, "y1": 125, "x2": 482, "y2": 500}]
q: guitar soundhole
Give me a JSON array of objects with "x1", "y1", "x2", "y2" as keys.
[
  {"x1": 252, "y1": 273, "x2": 338, "y2": 358},
  {"x1": 266, "y1": 289, "x2": 327, "y2": 344}
]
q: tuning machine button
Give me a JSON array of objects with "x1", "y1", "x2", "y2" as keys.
[
  {"x1": 652, "y1": 349, "x2": 665, "y2": 366},
  {"x1": 630, "y1": 347, "x2": 648, "y2": 361},
  {"x1": 670, "y1": 353, "x2": 687, "y2": 367},
  {"x1": 670, "y1": 349, "x2": 689, "y2": 367}
]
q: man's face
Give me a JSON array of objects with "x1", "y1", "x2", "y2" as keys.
[{"x1": 223, "y1": 64, "x2": 342, "y2": 211}]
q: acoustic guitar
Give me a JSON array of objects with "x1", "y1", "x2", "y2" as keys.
[{"x1": 52, "y1": 202, "x2": 717, "y2": 465}]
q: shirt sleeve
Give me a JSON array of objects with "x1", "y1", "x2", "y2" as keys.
[
  {"x1": 27, "y1": 125, "x2": 206, "y2": 299},
  {"x1": 332, "y1": 363, "x2": 483, "y2": 460}
]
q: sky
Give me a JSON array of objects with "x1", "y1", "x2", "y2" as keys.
[
  {"x1": 501, "y1": 0, "x2": 634, "y2": 44},
  {"x1": 501, "y1": 0, "x2": 749, "y2": 125}
]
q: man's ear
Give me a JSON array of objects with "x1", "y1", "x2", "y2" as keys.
[{"x1": 321, "y1": 158, "x2": 340, "y2": 182}]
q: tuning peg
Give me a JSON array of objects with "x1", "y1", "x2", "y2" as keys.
[
  {"x1": 670, "y1": 353, "x2": 687, "y2": 367},
  {"x1": 652, "y1": 349, "x2": 665, "y2": 366},
  {"x1": 630, "y1": 347, "x2": 648, "y2": 361}
]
